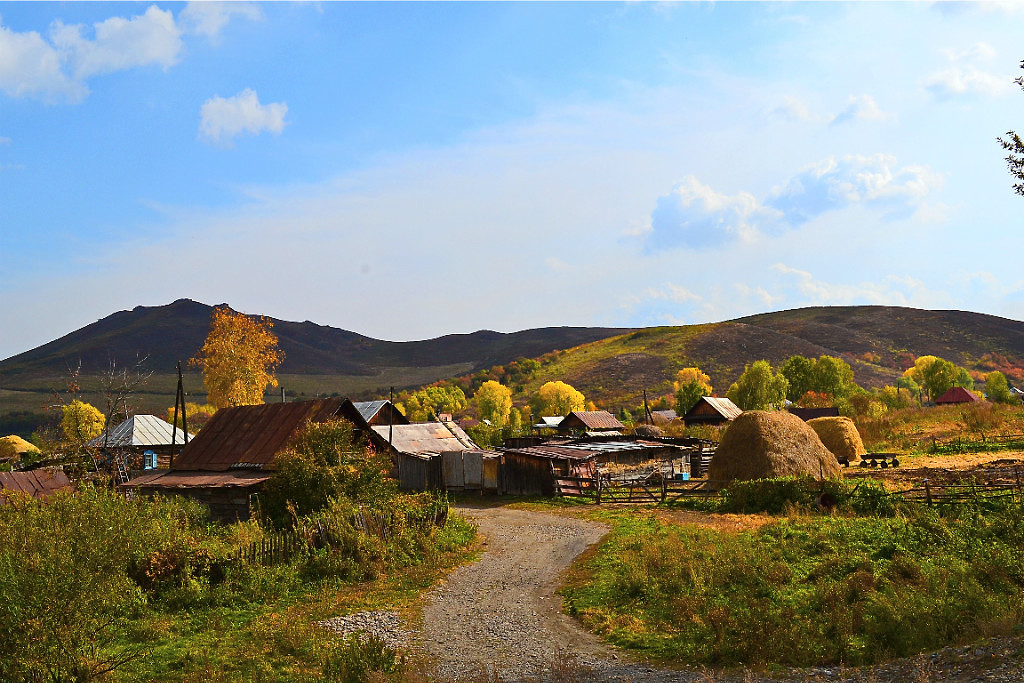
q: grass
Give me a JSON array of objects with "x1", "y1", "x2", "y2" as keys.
[{"x1": 560, "y1": 496, "x2": 1024, "y2": 669}]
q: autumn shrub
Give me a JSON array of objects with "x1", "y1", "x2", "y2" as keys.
[{"x1": 0, "y1": 486, "x2": 217, "y2": 682}]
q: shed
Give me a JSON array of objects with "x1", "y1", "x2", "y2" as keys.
[
  {"x1": 652, "y1": 409, "x2": 678, "y2": 424},
  {"x1": 558, "y1": 410, "x2": 624, "y2": 435},
  {"x1": 935, "y1": 386, "x2": 980, "y2": 405},
  {"x1": 0, "y1": 469, "x2": 73, "y2": 504},
  {"x1": 683, "y1": 397, "x2": 742, "y2": 427},
  {"x1": 787, "y1": 407, "x2": 840, "y2": 422},
  {"x1": 533, "y1": 416, "x2": 564, "y2": 431},
  {"x1": 369, "y1": 419, "x2": 481, "y2": 491},
  {"x1": 88, "y1": 414, "x2": 191, "y2": 469},
  {"x1": 122, "y1": 398, "x2": 345, "y2": 521},
  {"x1": 498, "y1": 444, "x2": 600, "y2": 496}
]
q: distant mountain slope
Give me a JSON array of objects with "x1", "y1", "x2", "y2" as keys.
[{"x1": 0, "y1": 299, "x2": 633, "y2": 380}]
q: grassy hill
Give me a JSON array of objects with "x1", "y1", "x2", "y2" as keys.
[{"x1": 3, "y1": 301, "x2": 1024, "y2": 437}]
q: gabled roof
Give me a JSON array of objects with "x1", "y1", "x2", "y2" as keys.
[
  {"x1": 559, "y1": 410, "x2": 625, "y2": 432},
  {"x1": 370, "y1": 421, "x2": 477, "y2": 456},
  {"x1": 935, "y1": 386, "x2": 980, "y2": 404},
  {"x1": 88, "y1": 414, "x2": 190, "y2": 448},
  {"x1": 338, "y1": 399, "x2": 409, "y2": 428},
  {"x1": 172, "y1": 398, "x2": 345, "y2": 472},
  {"x1": 0, "y1": 469, "x2": 73, "y2": 503},
  {"x1": 534, "y1": 416, "x2": 564, "y2": 429},
  {"x1": 684, "y1": 397, "x2": 743, "y2": 421}
]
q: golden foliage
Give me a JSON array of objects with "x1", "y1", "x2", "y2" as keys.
[
  {"x1": 673, "y1": 367, "x2": 712, "y2": 394},
  {"x1": 474, "y1": 380, "x2": 513, "y2": 427},
  {"x1": 190, "y1": 306, "x2": 283, "y2": 409},
  {"x1": 531, "y1": 380, "x2": 586, "y2": 417},
  {"x1": 61, "y1": 400, "x2": 105, "y2": 444}
]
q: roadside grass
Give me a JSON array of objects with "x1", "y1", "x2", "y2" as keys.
[{"x1": 560, "y1": 494, "x2": 1024, "y2": 668}]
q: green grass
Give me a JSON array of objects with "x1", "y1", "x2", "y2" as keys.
[{"x1": 561, "y1": 500, "x2": 1024, "y2": 668}]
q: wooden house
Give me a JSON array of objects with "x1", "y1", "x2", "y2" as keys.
[
  {"x1": 368, "y1": 419, "x2": 499, "y2": 492},
  {"x1": 88, "y1": 414, "x2": 191, "y2": 470},
  {"x1": 121, "y1": 399, "x2": 345, "y2": 522},
  {"x1": 683, "y1": 397, "x2": 742, "y2": 427},
  {"x1": 557, "y1": 410, "x2": 624, "y2": 436},
  {"x1": 787, "y1": 406, "x2": 840, "y2": 421}
]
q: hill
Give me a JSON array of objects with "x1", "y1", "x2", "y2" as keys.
[
  {"x1": 3, "y1": 301, "x2": 1024, "y2": 436},
  {"x1": 488, "y1": 306, "x2": 1024, "y2": 412}
]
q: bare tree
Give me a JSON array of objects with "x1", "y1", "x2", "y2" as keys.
[{"x1": 998, "y1": 60, "x2": 1024, "y2": 196}]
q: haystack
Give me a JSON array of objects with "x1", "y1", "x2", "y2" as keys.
[
  {"x1": 807, "y1": 416, "x2": 866, "y2": 464},
  {"x1": 0, "y1": 435, "x2": 39, "y2": 463},
  {"x1": 708, "y1": 410, "x2": 841, "y2": 483}
]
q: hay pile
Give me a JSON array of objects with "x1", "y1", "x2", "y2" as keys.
[
  {"x1": 0, "y1": 435, "x2": 39, "y2": 463},
  {"x1": 708, "y1": 410, "x2": 841, "y2": 483},
  {"x1": 807, "y1": 416, "x2": 866, "y2": 464}
]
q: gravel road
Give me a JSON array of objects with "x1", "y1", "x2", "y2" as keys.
[{"x1": 323, "y1": 502, "x2": 1024, "y2": 683}]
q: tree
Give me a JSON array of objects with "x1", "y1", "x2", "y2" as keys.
[
  {"x1": 400, "y1": 384, "x2": 468, "y2": 421},
  {"x1": 474, "y1": 381, "x2": 513, "y2": 427},
  {"x1": 780, "y1": 355, "x2": 815, "y2": 402},
  {"x1": 726, "y1": 360, "x2": 788, "y2": 411},
  {"x1": 985, "y1": 371, "x2": 1016, "y2": 404},
  {"x1": 811, "y1": 355, "x2": 855, "y2": 398},
  {"x1": 998, "y1": 60, "x2": 1024, "y2": 196},
  {"x1": 191, "y1": 306, "x2": 283, "y2": 409},
  {"x1": 530, "y1": 381, "x2": 585, "y2": 417},
  {"x1": 61, "y1": 400, "x2": 105, "y2": 444}
]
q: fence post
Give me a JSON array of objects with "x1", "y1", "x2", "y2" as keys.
[
  {"x1": 924, "y1": 479, "x2": 932, "y2": 506},
  {"x1": 661, "y1": 477, "x2": 667, "y2": 502},
  {"x1": 596, "y1": 476, "x2": 602, "y2": 505}
]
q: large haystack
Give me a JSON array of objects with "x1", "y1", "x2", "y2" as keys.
[
  {"x1": 0, "y1": 435, "x2": 39, "y2": 463},
  {"x1": 708, "y1": 410, "x2": 841, "y2": 483},
  {"x1": 807, "y1": 416, "x2": 866, "y2": 464}
]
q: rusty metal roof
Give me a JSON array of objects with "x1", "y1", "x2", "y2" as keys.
[
  {"x1": 500, "y1": 444, "x2": 600, "y2": 461},
  {"x1": 0, "y1": 468, "x2": 73, "y2": 502},
  {"x1": 370, "y1": 420, "x2": 477, "y2": 455},
  {"x1": 560, "y1": 411, "x2": 625, "y2": 431},
  {"x1": 935, "y1": 386, "x2": 980, "y2": 404},
  {"x1": 172, "y1": 398, "x2": 345, "y2": 472},
  {"x1": 121, "y1": 469, "x2": 271, "y2": 490},
  {"x1": 88, "y1": 414, "x2": 190, "y2": 448}
]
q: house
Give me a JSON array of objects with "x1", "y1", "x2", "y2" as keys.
[
  {"x1": 121, "y1": 398, "x2": 346, "y2": 521},
  {"x1": 935, "y1": 386, "x2": 980, "y2": 405},
  {"x1": 683, "y1": 397, "x2": 742, "y2": 427},
  {"x1": 367, "y1": 419, "x2": 497, "y2": 492},
  {"x1": 557, "y1": 410, "x2": 625, "y2": 436},
  {"x1": 88, "y1": 414, "x2": 191, "y2": 470},
  {"x1": 337, "y1": 399, "x2": 409, "y2": 434},
  {"x1": 651, "y1": 409, "x2": 678, "y2": 424},
  {"x1": 533, "y1": 416, "x2": 564, "y2": 431},
  {"x1": 0, "y1": 469, "x2": 73, "y2": 504}
]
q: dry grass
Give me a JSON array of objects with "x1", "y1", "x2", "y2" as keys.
[
  {"x1": 807, "y1": 416, "x2": 866, "y2": 463},
  {"x1": 708, "y1": 411, "x2": 841, "y2": 483}
]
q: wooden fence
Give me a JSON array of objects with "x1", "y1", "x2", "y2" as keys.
[
  {"x1": 554, "y1": 475, "x2": 723, "y2": 504},
  {"x1": 930, "y1": 434, "x2": 1024, "y2": 454}
]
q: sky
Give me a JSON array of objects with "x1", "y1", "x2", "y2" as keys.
[{"x1": 1, "y1": 1, "x2": 1023, "y2": 361}]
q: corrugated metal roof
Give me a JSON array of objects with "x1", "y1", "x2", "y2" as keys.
[
  {"x1": 0, "y1": 469, "x2": 73, "y2": 502},
  {"x1": 370, "y1": 421, "x2": 477, "y2": 455},
  {"x1": 500, "y1": 444, "x2": 600, "y2": 461},
  {"x1": 88, "y1": 414, "x2": 190, "y2": 448},
  {"x1": 561, "y1": 411, "x2": 625, "y2": 431},
  {"x1": 172, "y1": 398, "x2": 345, "y2": 472},
  {"x1": 121, "y1": 469, "x2": 271, "y2": 490},
  {"x1": 537, "y1": 417, "x2": 564, "y2": 428},
  {"x1": 353, "y1": 400, "x2": 388, "y2": 423}
]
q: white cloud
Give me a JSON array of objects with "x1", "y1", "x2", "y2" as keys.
[
  {"x1": 831, "y1": 94, "x2": 891, "y2": 125},
  {"x1": 50, "y1": 6, "x2": 182, "y2": 80},
  {"x1": 180, "y1": 2, "x2": 263, "y2": 41},
  {"x1": 0, "y1": 23, "x2": 83, "y2": 101},
  {"x1": 766, "y1": 154, "x2": 942, "y2": 226},
  {"x1": 771, "y1": 264, "x2": 952, "y2": 309},
  {"x1": 647, "y1": 154, "x2": 941, "y2": 250},
  {"x1": 0, "y1": 136, "x2": 10, "y2": 144},
  {"x1": 643, "y1": 283, "x2": 701, "y2": 304},
  {"x1": 647, "y1": 176, "x2": 778, "y2": 249},
  {"x1": 769, "y1": 95, "x2": 814, "y2": 122},
  {"x1": 924, "y1": 41, "x2": 1011, "y2": 98},
  {"x1": 198, "y1": 89, "x2": 288, "y2": 145}
]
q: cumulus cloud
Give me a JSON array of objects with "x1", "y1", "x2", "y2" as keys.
[
  {"x1": 648, "y1": 176, "x2": 779, "y2": 249},
  {"x1": 924, "y1": 41, "x2": 1011, "y2": 98},
  {"x1": 831, "y1": 94, "x2": 890, "y2": 125},
  {"x1": 50, "y1": 6, "x2": 182, "y2": 80},
  {"x1": 198, "y1": 88, "x2": 288, "y2": 145},
  {"x1": 766, "y1": 154, "x2": 941, "y2": 226},
  {"x1": 647, "y1": 155, "x2": 941, "y2": 249},
  {"x1": 0, "y1": 23, "x2": 83, "y2": 101},
  {"x1": 771, "y1": 264, "x2": 950, "y2": 309},
  {"x1": 180, "y1": 2, "x2": 263, "y2": 40}
]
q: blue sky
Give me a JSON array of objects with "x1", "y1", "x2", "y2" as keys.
[{"x1": 1, "y1": 2, "x2": 1023, "y2": 360}]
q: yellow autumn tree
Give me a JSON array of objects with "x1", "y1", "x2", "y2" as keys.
[
  {"x1": 673, "y1": 367, "x2": 713, "y2": 415},
  {"x1": 191, "y1": 306, "x2": 284, "y2": 409},
  {"x1": 530, "y1": 380, "x2": 585, "y2": 417},
  {"x1": 61, "y1": 400, "x2": 105, "y2": 444},
  {"x1": 474, "y1": 381, "x2": 513, "y2": 427}
]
